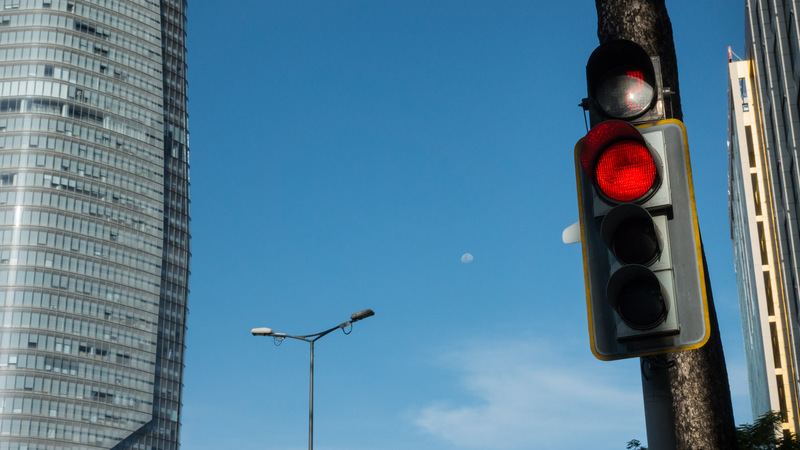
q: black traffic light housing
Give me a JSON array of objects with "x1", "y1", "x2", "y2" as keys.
[
  {"x1": 574, "y1": 40, "x2": 709, "y2": 361},
  {"x1": 584, "y1": 39, "x2": 668, "y2": 127}
]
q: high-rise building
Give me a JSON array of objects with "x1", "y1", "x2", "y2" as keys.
[
  {"x1": 0, "y1": 0, "x2": 190, "y2": 448},
  {"x1": 728, "y1": 0, "x2": 800, "y2": 436}
]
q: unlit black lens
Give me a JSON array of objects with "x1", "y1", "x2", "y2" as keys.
[
  {"x1": 611, "y1": 217, "x2": 659, "y2": 265},
  {"x1": 616, "y1": 277, "x2": 667, "y2": 330}
]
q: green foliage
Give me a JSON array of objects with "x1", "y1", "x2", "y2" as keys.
[
  {"x1": 630, "y1": 411, "x2": 800, "y2": 450},
  {"x1": 736, "y1": 411, "x2": 800, "y2": 450},
  {"x1": 626, "y1": 439, "x2": 647, "y2": 450}
]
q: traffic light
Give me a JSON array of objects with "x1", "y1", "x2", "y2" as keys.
[
  {"x1": 574, "y1": 40, "x2": 710, "y2": 361},
  {"x1": 584, "y1": 39, "x2": 667, "y2": 127}
]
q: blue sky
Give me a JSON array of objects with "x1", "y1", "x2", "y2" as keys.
[{"x1": 180, "y1": 1, "x2": 745, "y2": 449}]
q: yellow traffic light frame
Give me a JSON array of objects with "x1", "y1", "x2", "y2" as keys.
[{"x1": 574, "y1": 118, "x2": 711, "y2": 361}]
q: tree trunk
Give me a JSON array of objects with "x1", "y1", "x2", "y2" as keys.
[{"x1": 594, "y1": 1, "x2": 737, "y2": 448}]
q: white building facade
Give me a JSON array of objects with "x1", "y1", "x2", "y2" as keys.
[{"x1": 728, "y1": 0, "x2": 800, "y2": 436}]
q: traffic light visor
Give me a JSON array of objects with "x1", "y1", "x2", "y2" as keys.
[
  {"x1": 579, "y1": 121, "x2": 660, "y2": 203},
  {"x1": 587, "y1": 40, "x2": 657, "y2": 120}
]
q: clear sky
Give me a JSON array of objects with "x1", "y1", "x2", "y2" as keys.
[{"x1": 180, "y1": 1, "x2": 746, "y2": 449}]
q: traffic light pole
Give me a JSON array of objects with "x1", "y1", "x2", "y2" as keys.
[{"x1": 641, "y1": 356, "x2": 676, "y2": 450}]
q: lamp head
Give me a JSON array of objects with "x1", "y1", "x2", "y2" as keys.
[
  {"x1": 251, "y1": 327, "x2": 274, "y2": 336},
  {"x1": 350, "y1": 309, "x2": 375, "y2": 322}
]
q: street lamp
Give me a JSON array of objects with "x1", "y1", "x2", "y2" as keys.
[{"x1": 251, "y1": 308, "x2": 375, "y2": 450}]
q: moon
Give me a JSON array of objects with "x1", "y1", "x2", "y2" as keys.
[{"x1": 461, "y1": 253, "x2": 474, "y2": 263}]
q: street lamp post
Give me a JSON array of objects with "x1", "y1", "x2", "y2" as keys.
[{"x1": 251, "y1": 308, "x2": 375, "y2": 450}]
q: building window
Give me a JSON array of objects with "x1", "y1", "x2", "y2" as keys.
[
  {"x1": 765, "y1": 271, "x2": 775, "y2": 315},
  {"x1": 771, "y1": 322, "x2": 782, "y2": 368},
  {"x1": 752, "y1": 174, "x2": 763, "y2": 215},
  {"x1": 758, "y1": 222, "x2": 770, "y2": 263},
  {"x1": 777, "y1": 374, "x2": 789, "y2": 422},
  {"x1": 745, "y1": 125, "x2": 757, "y2": 168},
  {"x1": 0, "y1": 99, "x2": 20, "y2": 112}
]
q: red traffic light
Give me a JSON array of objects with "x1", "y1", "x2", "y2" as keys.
[
  {"x1": 587, "y1": 40, "x2": 658, "y2": 121},
  {"x1": 579, "y1": 121, "x2": 661, "y2": 203},
  {"x1": 594, "y1": 68, "x2": 656, "y2": 120},
  {"x1": 596, "y1": 140, "x2": 657, "y2": 202}
]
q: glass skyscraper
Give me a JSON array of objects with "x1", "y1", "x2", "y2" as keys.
[
  {"x1": 728, "y1": 0, "x2": 800, "y2": 437},
  {"x1": 0, "y1": 0, "x2": 190, "y2": 448}
]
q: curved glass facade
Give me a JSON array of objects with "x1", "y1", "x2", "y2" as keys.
[{"x1": 0, "y1": 0, "x2": 190, "y2": 449}]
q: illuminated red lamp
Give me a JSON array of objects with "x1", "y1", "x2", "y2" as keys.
[{"x1": 579, "y1": 120, "x2": 661, "y2": 204}]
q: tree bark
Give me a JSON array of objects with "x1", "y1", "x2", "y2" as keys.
[
  {"x1": 596, "y1": 0, "x2": 681, "y2": 121},
  {"x1": 594, "y1": 1, "x2": 737, "y2": 448}
]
